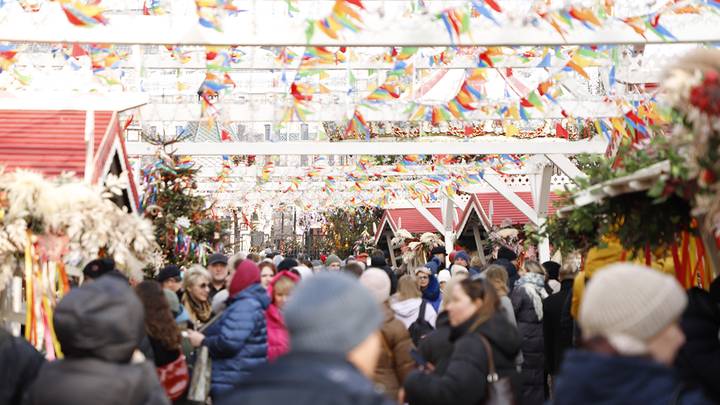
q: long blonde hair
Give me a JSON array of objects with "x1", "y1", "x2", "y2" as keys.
[
  {"x1": 484, "y1": 264, "x2": 509, "y2": 296},
  {"x1": 395, "y1": 275, "x2": 422, "y2": 301}
]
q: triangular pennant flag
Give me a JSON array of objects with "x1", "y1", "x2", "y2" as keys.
[{"x1": 556, "y1": 122, "x2": 569, "y2": 139}]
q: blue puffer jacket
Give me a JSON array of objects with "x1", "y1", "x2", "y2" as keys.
[
  {"x1": 203, "y1": 283, "x2": 270, "y2": 398},
  {"x1": 553, "y1": 350, "x2": 713, "y2": 405}
]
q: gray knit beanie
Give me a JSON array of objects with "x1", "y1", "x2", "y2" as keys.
[
  {"x1": 284, "y1": 272, "x2": 382, "y2": 354},
  {"x1": 325, "y1": 254, "x2": 342, "y2": 267},
  {"x1": 579, "y1": 263, "x2": 687, "y2": 355}
]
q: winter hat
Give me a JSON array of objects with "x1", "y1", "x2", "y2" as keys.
[
  {"x1": 579, "y1": 263, "x2": 687, "y2": 355},
  {"x1": 55, "y1": 276, "x2": 143, "y2": 362},
  {"x1": 273, "y1": 255, "x2": 285, "y2": 268},
  {"x1": 156, "y1": 265, "x2": 181, "y2": 283},
  {"x1": 284, "y1": 272, "x2": 382, "y2": 355},
  {"x1": 454, "y1": 251, "x2": 471, "y2": 264},
  {"x1": 424, "y1": 260, "x2": 439, "y2": 274},
  {"x1": 497, "y1": 246, "x2": 518, "y2": 261},
  {"x1": 542, "y1": 261, "x2": 561, "y2": 280},
  {"x1": 83, "y1": 258, "x2": 116, "y2": 280},
  {"x1": 359, "y1": 268, "x2": 391, "y2": 303},
  {"x1": 163, "y1": 288, "x2": 190, "y2": 323},
  {"x1": 416, "y1": 266, "x2": 432, "y2": 276},
  {"x1": 325, "y1": 254, "x2": 342, "y2": 267},
  {"x1": 277, "y1": 258, "x2": 299, "y2": 273},
  {"x1": 208, "y1": 253, "x2": 228, "y2": 266},
  {"x1": 430, "y1": 246, "x2": 447, "y2": 256},
  {"x1": 438, "y1": 269, "x2": 451, "y2": 284},
  {"x1": 229, "y1": 260, "x2": 261, "y2": 297},
  {"x1": 294, "y1": 265, "x2": 314, "y2": 280}
]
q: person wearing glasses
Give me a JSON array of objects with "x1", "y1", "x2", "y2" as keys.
[
  {"x1": 182, "y1": 265, "x2": 214, "y2": 329},
  {"x1": 415, "y1": 267, "x2": 443, "y2": 313}
]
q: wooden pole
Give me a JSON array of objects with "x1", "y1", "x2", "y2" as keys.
[
  {"x1": 386, "y1": 234, "x2": 398, "y2": 268},
  {"x1": 472, "y1": 224, "x2": 487, "y2": 266}
]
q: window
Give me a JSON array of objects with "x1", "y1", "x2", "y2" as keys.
[{"x1": 264, "y1": 124, "x2": 271, "y2": 141}]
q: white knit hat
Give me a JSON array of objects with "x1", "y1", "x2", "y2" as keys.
[
  {"x1": 452, "y1": 265, "x2": 469, "y2": 275},
  {"x1": 359, "y1": 268, "x2": 391, "y2": 303},
  {"x1": 579, "y1": 263, "x2": 687, "y2": 355}
]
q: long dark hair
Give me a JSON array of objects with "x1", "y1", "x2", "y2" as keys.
[
  {"x1": 457, "y1": 278, "x2": 499, "y2": 330},
  {"x1": 135, "y1": 281, "x2": 181, "y2": 350}
]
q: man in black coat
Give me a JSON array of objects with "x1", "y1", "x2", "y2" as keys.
[
  {"x1": 676, "y1": 277, "x2": 720, "y2": 403},
  {"x1": 493, "y1": 246, "x2": 519, "y2": 291},
  {"x1": 543, "y1": 268, "x2": 575, "y2": 395},
  {"x1": 0, "y1": 327, "x2": 44, "y2": 404},
  {"x1": 218, "y1": 273, "x2": 396, "y2": 405},
  {"x1": 371, "y1": 252, "x2": 398, "y2": 295}
]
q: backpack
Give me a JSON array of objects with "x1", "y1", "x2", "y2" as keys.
[{"x1": 408, "y1": 300, "x2": 435, "y2": 346}]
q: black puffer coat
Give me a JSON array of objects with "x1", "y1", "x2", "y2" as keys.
[
  {"x1": 418, "y1": 311, "x2": 453, "y2": 375},
  {"x1": 542, "y1": 279, "x2": 574, "y2": 376},
  {"x1": 24, "y1": 277, "x2": 169, "y2": 405},
  {"x1": 404, "y1": 312, "x2": 522, "y2": 405},
  {"x1": 511, "y1": 284, "x2": 545, "y2": 405},
  {"x1": 0, "y1": 328, "x2": 44, "y2": 404},
  {"x1": 676, "y1": 287, "x2": 720, "y2": 403}
]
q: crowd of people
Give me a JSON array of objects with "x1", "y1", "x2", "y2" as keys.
[{"x1": 2, "y1": 246, "x2": 720, "y2": 405}]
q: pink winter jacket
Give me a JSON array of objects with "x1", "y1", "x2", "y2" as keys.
[{"x1": 265, "y1": 271, "x2": 300, "y2": 362}]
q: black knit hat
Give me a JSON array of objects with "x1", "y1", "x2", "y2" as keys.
[
  {"x1": 497, "y1": 246, "x2": 518, "y2": 261},
  {"x1": 430, "y1": 246, "x2": 447, "y2": 256},
  {"x1": 277, "y1": 258, "x2": 299, "y2": 272},
  {"x1": 83, "y1": 258, "x2": 116, "y2": 280}
]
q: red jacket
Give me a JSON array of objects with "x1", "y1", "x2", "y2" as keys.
[{"x1": 265, "y1": 271, "x2": 300, "y2": 362}]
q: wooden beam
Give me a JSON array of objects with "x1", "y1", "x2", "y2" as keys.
[
  {"x1": 483, "y1": 169, "x2": 540, "y2": 225},
  {"x1": 472, "y1": 224, "x2": 487, "y2": 266},
  {"x1": 407, "y1": 199, "x2": 445, "y2": 233},
  {"x1": 2, "y1": 6, "x2": 717, "y2": 46},
  {"x1": 385, "y1": 234, "x2": 398, "y2": 269},
  {"x1": 545, "y1": 154, "x2": 588, "y2": 184},
  {"x1": 0, "y1": 91, "x2": 148, "y2": 111},
  {"x1": 126, "y1": 138, "x2": 609, "y2": 156}
]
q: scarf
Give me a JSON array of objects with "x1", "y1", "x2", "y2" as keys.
[
  {"x1": 515, "y1": 272, "x2": 548, "y2": 321},
  {"x1": 182, "y1": 293, "x2": 212, "y2": 327}
]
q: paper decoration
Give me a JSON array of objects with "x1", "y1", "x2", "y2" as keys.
[
  {"x1": 57, "y1": 0, "x2": 108, "y2": 27},
  {"x1": 0, "y1": 43, "x2": 18, "y2": 72},
  {"x1": 307, "y1": 0, "x2": 365, "y2": 42},
  {"x1": 195, "y1": 0, "x2": 241, "y2": 32}
]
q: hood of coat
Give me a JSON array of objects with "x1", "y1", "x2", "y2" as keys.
[
  {"x1": 555, "y1": 350, "x2": 691, "y2": 404},
  {"x1": 468, "y1": 312, "x2": 521, "y2": 360},
  {"x1": 390, "y1": 298, "x2": 422, "y2": 319},
  {"x1": 229, "y1": 283, "x2": 271, "y2": 310},
  {"x1": 421, "y1": 275, "x2": 440, "y2": 302},
  {"x1": 266, "y1": 270, "x2": 301, "y2": 303},
  {"x1": 54, "y1": 276, "x2": 144, "y2": 363}
]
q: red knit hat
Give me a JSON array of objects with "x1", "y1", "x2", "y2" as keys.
[{"x1": 229, "y1": 260, "x2": 261, "y2": 297}]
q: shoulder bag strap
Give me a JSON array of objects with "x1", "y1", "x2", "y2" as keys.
[
  {"x1": 418, "y1": 299, "x2": 427, "y2": 321},
  {"x1": 476, "y1": 334, "x2": 498, "y2": 383}
]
